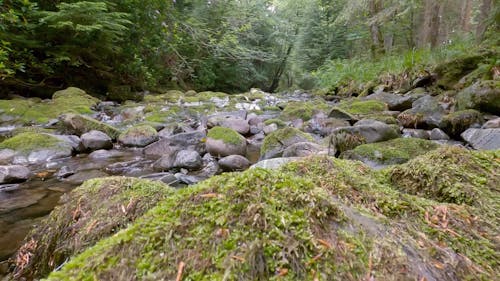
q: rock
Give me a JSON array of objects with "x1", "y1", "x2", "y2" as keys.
[
  {"x1": 304, "y1": 116, "x2": 350, "y2": 137},
  {"x1": 118, "y1": 125, "x2": 159, "y2": 147},
  {"x1": 56, "y1": 166, "x2": 75, "y2": 178},
  {"x1": 434, "y1": 54, "x2": 485, "y2": 89},
  {"x1": 207, "y1": 111, "x2": 247, "y2": 125},
  {"x1": 440, "y1": 110, "x2": 483, "y2": 137},
  {"x1": 341, "y1": 138, "x2": 439, "y2": 168},
  {"x1": 365, "y1": 92, "x2": 414, "y2": 111},
  {"x1": 218, "y1": 155, "x2": 251, "y2": 172},
  {"x1": 430, "y1": 128, "x2": 450, "y2": 140},
  {"x1": 455, "y1": 80, "x2": 500, "y2": 114},
  {"x1": 0, "y1": 149, "x2": 16, "y2": 165},
  {"x1": 88, "y1": 149, "x2": 126, "y2": 160},
  {"x1": 332, "y1": 119, "x2": 400, "y2": 144},
  {"x1": 60, "y1": 113, "x2": 121, "y2": 139},
  {"x1": 328, "y1": 108, "x2": 358, "y2": 124},
  {"x1": 282, "y1": 142, "x2": 325, "y2": 157},
  {"x1": 140, "y1": 172, "x2": 179, "y2": 185},
  {"x1": 173, "y1": 150, "x2": 203, "y2": 170},
  {"x1": 263, "y1": 123, "x2": 278, "y2": 135},
  {"x1": 64, "y1": 170, "x2": 109, "y2": 185},
  {"x1": 260, "y1": 128, "x2": 314, "y2": 160},
  {"x1": 280, "y1": 101, "x2": 329, "y2": 121},
  {"x1": 218, "y1": 118, "x2": 250, "y2": 135},
  {"x1": 397, "y1": 95, "x2": 446, "y2": 129},
  {"x1": 402, "y1": 129, "x2": 430, "y2": 139},
  {"x1": 0, "y1": 132, "x2": 73, "y2": 164},
  {"x1": 336, "y1": 99, "x2": 388, "y2": 116},
  {"x1": 482, "y1": 117, "x2": 500, "y2": 129},
  {"x1": 50, "y1": 134, "x2": 85, "y2": 153},
  {"x1": 251, "y1": 157, "x2": 302, "y2": 170},
  {"x1": 81, "y1": 130, "x2": 113, "y2": 151},
  {"x1": 461, "y1": 128, "x2": 500, "y2": 150},
  {"x1": 206, "y1": 127, "x2": 247, "y2": 157},
  {"x1": 0, "y1": 165, "x2": 30, "y2": 183},
  {"x1": 144, "y1": 131, "x2": 206, "y2": 157}
]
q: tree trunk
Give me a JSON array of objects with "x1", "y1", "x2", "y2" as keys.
[
  {"x1": 368, "y1": 0, "x2": 385, "y2": 57},
  {"x1": 421, "y1": 0, "x2": 441, "y2": 48},
  {"x1": 460, "y1": 0, "x2": 473, "y2": 32},
  {"x1": 476, "y1": 0, "x2": 493, "y2": 42}
]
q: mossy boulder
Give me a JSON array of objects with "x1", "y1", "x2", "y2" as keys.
[
  {"x1": 11, "y1": 177, "x2": 172, "y2": 280},
  {"x1": 118, "y1": 125, "x2": 159, "y2": 147},
  {"x1": 332, "y1": 119, "x2": 400, "y2": 144},
  {"x1": 260, "y1": 127, "x2": 314, "y2": 160},
  {"x1": 455, "y1": 80, "x2": 500, "y2": 114},
  {"x1": 341, "y1": 138, "x2": 439, "y2": 167},
  {"x1": 397, "y1": 95, "x2": 446, "y2": 129},
  {"x1": 335, "y1": 99, "x2": 388, "y2": 116},
  {"x1": 0, "y1": 87, "x2": 99, "y2": 124},
  {"x1": 440, "y1": 109, "x2": 484, "y2": 137},
  {"x1": 0, "y1": 132, "x2": 73, "y2": 164},
  {"x1": 279, "y1": 100, "x2": 330, "y2": 121},
  {"x1": 434, "y1": 53, "x2": 486, "y2": 89},
  {"x1": 60, "y1": 113, "x2": 121, "y2": 139},
  {"x1": 206, "y1": 126, "x2": 247, "y2": 157}
]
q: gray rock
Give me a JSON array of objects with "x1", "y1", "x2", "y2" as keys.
[
  {"x1": 0, "y1": 165, "x2": 30, "y2": 183},
  {"x1": 263, "y1": 124, "x2": 278, "y2": 135},
  {"x1": 27, "y1": 149, "x2": 72, "y2": 164},
  {"x1": 219, "y1": 118, "x2": 250, "y2": 135},
  {"x1": 218, "y1": 155, "x2": 251, "y2": 172},
  {"x1": 328, "y1": 108, "x2": 358, "y2": 124},
  {"x1": 56, "y1": 166, "x2": 75, "y2": 178},
  {"x1": 251, "y1": 157, "x2": 302, "y2": 170},
  {"x1": 140, "y1": 172, "x2": 179, "y2": 185},
  {"x1": 81, "y1": 130, "x2": 113, "y2": 151},
  {"x1": 206, "y1": 138, "x2": 247, "y2": 157},
  {"x1": 118, "y1": 125, "x2": 159, "y2": 147},
  {"x1": 64, "y1": 169, "x2": 109, "y2": 185},
  {"x1": 50, "y1": 134, "x2": 84, "y2": 152},
  {"x1": 365, "y1": 92, "x2": 414, "y2": 111},
  {"x1": 88, "y1": 149, "x2": 125, "y2": 159},
  {"x1": 282, "y1": 142, "x2": 326, "y2": 157},
  {"x1": 482, "y1": 118, "x2": 500, "y2": 129},
  {"x1": 402, "y1": 129, "x2": 430, "y2": 139},
  {"x1": 304, "y1": 117, "x2": 350, "y2": 137},
  {"x1": 145, "y1": 131, "x2": 206, "y2": 157},
  {"x1": 173, "y1": 150, "x2": 203, "y2": 170},
  {"x1": 456, "y1": 80, "x2": 500, "y2": 114},
  {"x1": 461, "y1": 128, "x2": 500, "y2": 150},
  {"x1": 397, "y1": 95, "x2": 446, "y2": 129},
  {"x1": 0, "y1": 149, "x2": 16, "y2": 165},
  {"x1": 332, "y1": 120, "x2": 400, "y2": 143},
  {"x1": 430, "y1": 128, "x2": 450, "y2": 140}
]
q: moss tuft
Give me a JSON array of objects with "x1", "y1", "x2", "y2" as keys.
[
  {"x1": 261, "y1": 127, "x2": 313, "y2": 158},
  {"x1": 207, "y1": 126, "x2": 246, "y2": 145},
  {"x1": 263, "y1": 118, "x2": 287, "y2": 128},
  {"x1": 279, "y1": 100, "x2": 330, "y2": 121}
]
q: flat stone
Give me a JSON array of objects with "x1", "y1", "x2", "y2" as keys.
[{"x1": 461, "y1": 128, "x2": 500, "y2": 150}]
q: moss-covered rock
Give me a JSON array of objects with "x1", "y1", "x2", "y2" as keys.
[
  {"x1": 206, "y1": 126, "x2": 247, "y2": 157},
  {"x1": 0, "y1": 132, "x2": 71, "y2": 154},
  {"x1": 455, "y1": 80, "x2": 500, "y2": 114},
  {"x1": 341, "y1": 137, "x2": 439, "y2": 167},
  {"x1": 261, "y1": 127, "x2": 314, "y2": 160},
  {"x1": 60, "y1": 113, "x2": 121, "y2": 139},
  {"x1": 279, "y1": 100, "x2": 330, "y2": 121},
  {"x1": 118, "y1": 125, "x2": 159, "y2": 147},
  {"x1": 335, "y1": 99, "x2": 388, "y2": 116},
  {"x1": 441, "y1": 109, "x2": 484, "y2": 137},
  {"x1": 434, "y1": 53, "x2": 487, "y2": 89},
  {"x1": 0, "y1": 87, "x2": 99, "y2": 124},
  {"x1": 11, "y1": 177, "x2": 172, "y2": 280}
]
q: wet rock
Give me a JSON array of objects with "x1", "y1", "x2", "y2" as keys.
[
  {"x1": 260, "y1": 128, "x2": 314, "y2": 160},
  {"x1": 429, "y1": 128, "x2": 450, "y2": 140},
  {"x1": 332, "y1": 119, "x2": 400, "y2": 144},
  {"x1": 456, "y1": 81, "x2": 500, "y2": 114},
  {"x1": 88, "y1": 149, "x2": 126, "y2": 159},
  {"x1": 59, "y1": 113, "x2": 121, "y2": 139},
  {"x1": 402, "y1": 129, "x2": 430, "y2": 139},
  {"x1": 251, "y1": 157, "x2": 302, "y2": 170},
  {"x1": 0, "y1": 189, "x2": 47, "y2": 214},
  {"x1": 397, "y1": 95, "x2": 446, "y2": 129},
  {"x1": 0, "y1": 165, "x2": 30, "y2": 184},
  {"x1": 461, "y1": 128, "x2": 500, "y2": 150},
  {"x1": 365, "y1": 92, "x2": 414, "y2": 111},
  {"x1": 482, "y1": 117, "x2": 500, "y2": 129},
  {"x1": 56, "y1": 166, "x2": 75, "y2": 178},
  {"x1": 118, "y1": 125, "x2": 159, "y2": 147},
  {"x1": 50, "y1": 134, "x2": 84, "y2": 152},
  {"x1": 304, "y1": 116, "x2": 350, "y2": 137},
  {"x1": 218, "y1": 155, "x2": 251, "y2": 172},
  {"x1": 0, "y1": 149, "x2": 16, "y2": 165},
  {"x1": 63, "y1": 170, "x2": 109, "y2": 185},
  {"x1": 174, "y1": 173, "x2": 201, "y2": 185},
  {"x1": 282, "y1": 142, "x2": 325, "y2": 157},
  {"x1": 173, "y1": 150, "x2": 203, "y2": 170},
  {"x1": 81, "y1": 130, "x2": 113, "y2": 151},
  {"x1": 206, "y1": 127, "x2": 247, "y2": 157},
  {"x1": 140, "y1": 172, "x2": 179, "y2": 185}
]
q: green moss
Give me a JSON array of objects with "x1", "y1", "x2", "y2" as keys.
[
  {"x1": 0, "y1": 87, "x2": 99, "y2": 124},
  {"x1": 119, "y1": 125, "x2": 157, "y2": 138},
  {"x1": 441, "y1": 109, "x2": 483, "y2": 137},
  {"x1": 207, "y1": 126, "x2": 245, "y2": 145},
  {"x1": 336, "y1": 99, "x2": 388, "y2": 115},
  {"x1": 279, "y1": 100, "x2": 330, "y2": 121},
  {"x1": 362, "y1": 114, "x2": 398, "y2": 124},
  {"x1": 12, "y1": 177, "x2": 172, "y2": 280},
  {"x1": 61, "y1": 114, "x2": 121, "y2": 139},
  {"x1": 341, "y1": 138, "x2": 439, "y2": 165},
  {"x1": 9, "y1": 126, "x2": 56, "y2": 137},
  {"x1": 145, "y1": 106, "x2": 181, "y2": 123},
  {"x1": 0, "y1": 132, "x2": 70, "y2": 153}
]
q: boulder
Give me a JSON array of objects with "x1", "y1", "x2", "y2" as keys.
[
  {"x1": 482, "y1": 117, "x2": 500, "y2": 129},
  {"x1": 218, "y1": 118, "x2": 250, "y2": 135},
  {"x1": 206, "y1": 127, "x2": 247, "y2": 157},
  {"x1": 144, "y1": 131, "x2": 206, "y2": 157},
  {"x1": 251, "y1": 157, "x2": 302, "y2": 170},
  {"x1": 282, "y1": 142, "x2": 326, "y2": 157},
  {"x1": 332, "y1": 119, "x2": 400, "y2": 144},
  {"x1": 218, "y1": 155, "x2": 251, "y2": 172},
  {"x1": 118, "y1": 125, "x2": 159, "y2": 147},
  {"x1": 260, "y1": 128, "x2": 314, "y2": 160},
  {"x1": 280, "y1": 101, "x2": 330, "y2": 121},
  {"x1": 0, "y1": 165, "x2": 30, "y2": 184},
  {"x1": 430, "y1": 128, "x2": 450, "y2": 140},
  {"x1": 455, "y1": 80, "x2": 500, "y2": 114},
  {"x1": 328, "y1": 108, "x2": 358, "y2": 124},
  {"x1": 81, "y1": 130, "x2": 113, "y2": 151},
  {"x1": 440, "y1": 110, "x2": 483, "y2": 137},
  {"x1": 304, "y1": 116, "x2": 350, "y2": 137},
  {"x1": 461, "y1": 128, "x2": 500, "y2": 150},
  {"x1": 335, "y1": 99, "x2": 388, "y2": 116},
  {"x1": 397, "y1": 95, "x2": 446, "y2": 129},
  {"x1": 60, "y1": 113, "x2": 121, "y2": 139},
  {"x1": 365, "y1": 92, "x2": 414, "y2": 111},
  {"x1": 172, "y1": 150, "x2": 203, "y2": 170}
]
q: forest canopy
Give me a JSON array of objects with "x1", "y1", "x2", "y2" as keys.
[{"x1": 0, "y1": 0, "x2": 498, "y2": 96}]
